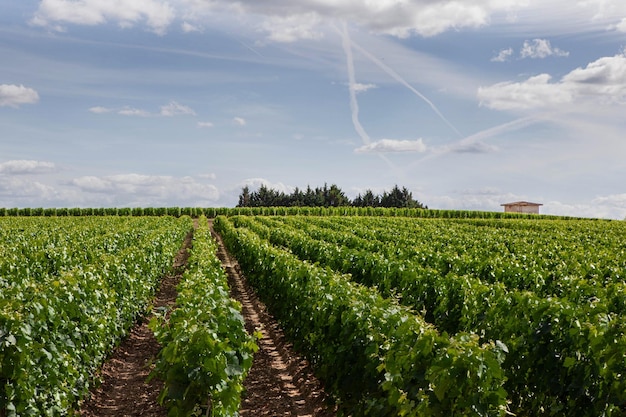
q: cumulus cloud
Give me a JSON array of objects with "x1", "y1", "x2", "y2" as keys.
[
  {"x1": 160, "y1": 101, "x2": 196, "y2": 116},
  {"x1": 118, "y1": 106, "x2": 151, "y2": 117},
  {"x1": 70, "y1": 173, "x2": 220, "y2": 205},
  {"x1": 25, "y1": 0, "x2": 626, "y2": 43},
  {"x1": 88, "y1": 106, "x2": 112, "y2": 114},
  {"x1": 181, "y1": 21, "x2": 201, "y2": 33},
  {"x1": 89, "y1": 101, "x2": 195, "y2": 117},
  {"x1": 197, "y1": 173, "x2": 217, "y2": 180},
  {"x1": 615, "y1": 18, "x2": 626, "y2": 32},
  {"x1": 260, "y1": 12, "x2": 323, "y2": 43},
  {"x1": 239, "y1": 177, "x2": 293, "y2": 194},
  {"x1": 0, "y1": 177, "x2": 57, "y2": 200},
  {"x1": 31, "y1": 0, "x2": 175, "y2": 35},
  {"x1": 492, "y1": 39, "x2": 568, "y2": 62},
  {"x1": 520, "y1": 39, "x2": 569, "y2": 59},
  {"x1": 0, "y1": 84, "x2": 40, "y2": 108},
  {"x1": 0, "y1": 160, "x2": 56, "y2": 175},
  {"x1": 442, "y1": 141, "x2": 498, "y2": 154},
  {"x1": 478, "y1": 52, "x2": 626, "y2": 110},
  {"x1": 592, "y1": 193, "x2": 626, "y2": 208},
  {"x1": 478, "y1": 74, "x2": 572, "y2": 110},
  {"x1": 543, "y1": 199, "x2": 626, "y2": 220},
  {"x1": 233, "y1": 117, "x2": 247, "y2": 126},
  {"x1": 355, "y1": 139, "x2": 428, "y2": 154},
  {"x1": 491, "y1": 48, "x2": 514, "y2": 62},
  {"x1": 242, "y1": 1, "x2": 516, "y2": 39},
  {"x1": 30, "y1": 0, "x2": 529, "y2": 40},
  {"x1": 352, "y1": 82, "x2": 377, "y2": 93}
]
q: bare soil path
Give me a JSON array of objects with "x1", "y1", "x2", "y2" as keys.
[
  {"x1": 209, "y1": 219, "x2": 337, "y2": 417},
  {"x1": 78, "y1": 228, "x2": 194, "y2": 417},
  {"x1": 77, "y1": 219, "x2": 336, "y2": 416}
]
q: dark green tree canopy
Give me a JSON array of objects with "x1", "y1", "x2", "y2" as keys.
[{"x1": 236, "y1": 184, "x2": 426, "y2": 208}]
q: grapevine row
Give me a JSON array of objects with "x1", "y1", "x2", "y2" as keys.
[
  {"x1": 0, "y1": 216, "x2": 192, "y2": 416},
  {"x1": 229, "y1": 215, "x2": 626, "y2": 416},
  {"x1": 214, "y1": 215, "x2": 509, "y2": 416},
  {"x1": 0, "y1": 206, "x2": 589, "y2": 220},
  {"x1": 150, "y1": 217, "x2": 257, "y2": 417}
]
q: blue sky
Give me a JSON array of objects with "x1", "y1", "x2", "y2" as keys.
[{"x1": 2, "y1": 0, "x2": 626, "y2": 218}]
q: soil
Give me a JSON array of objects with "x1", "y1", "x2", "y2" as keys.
[
  {"x1": 77, "y1": 229, "x2": 193, "y2": 417},
  {"x1": 76, "y1": 219, "x2": 337, "y2": 416},
  {"x1": 209, "y1": 219, "x2": 337, "y2": 417}
]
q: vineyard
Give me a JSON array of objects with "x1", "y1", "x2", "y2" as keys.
[
  {"x1": 0, "y1": 216, "x2": 193, "y2": 415},
  {"x1": 214, "y1": 214, "x2": 626, "y2": 416},
  {"x1": 0, "y1": 210, "x2": 625, "y2": 416}
]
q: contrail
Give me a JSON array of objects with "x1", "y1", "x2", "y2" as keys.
[
  {"x1": 346, "y1": 35, "x2": 463, "y2": 138},
  {"x1": 236, "y1": 38, "x2": 265, "y2": 58},
  {"x1": 407, "y1": 116, "x2": 541, "y2": 169},
  {"x1": 340, "y1": 21, "x2": 371, "y2": 146},
  {"x1": 444, "y1": 116, "x2": 538, "y2": 152},
  {"x1": 340, "y1": 22, "x2": 402, "y2": 177}
]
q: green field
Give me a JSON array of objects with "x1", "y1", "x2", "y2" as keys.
[
  {"x1": 216, "y1": 214, "x2": 626, "y2": 416},
  {"x1": 1, "y1": 211, "x2": 625, "y2": 416}
]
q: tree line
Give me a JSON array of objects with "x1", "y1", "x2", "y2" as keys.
[{"x1": 237, "y1": 184, "x2": 427, "y2": 208}]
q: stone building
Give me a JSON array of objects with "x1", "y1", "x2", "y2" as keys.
[{"x1": 501, "y1": 201, "x2": 543, "y2": 214}]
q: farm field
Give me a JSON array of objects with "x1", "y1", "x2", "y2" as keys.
[
  {"x1": 0, "y1": 213, "x2": 329, "y2": 417},
  {"x1": 215, "y1": 214, "x2": 626, "y2": 416},
  {"x1": 1, "y1": 211, "x2": 625, "y2": 416},
  {"x1": 0, "y1": 216, "x2": 193, "y2": 415}
]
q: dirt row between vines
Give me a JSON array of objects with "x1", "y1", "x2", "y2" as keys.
[
  {"x1": 209, "y1": 219, "x2": 337, "y2": 417},
  {"x1": 77, "y1": 219, "x2": 336, "y2": 416}
]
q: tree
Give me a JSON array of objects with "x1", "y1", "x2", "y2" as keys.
[
  {"x1": 326, "y1": 184, "x2": 350, "y2": 207},
  {"x1": 235, "y1": 183, "x2": 426, "y2": 208},
  {"x1": 354, "y1": 189, "x2": 380, "y2": 207},
  {"x1": 379, "y1": 185, "x2": 425, "y2": 208},
  {"x1": 237, "y1": 186, "x2": 251, "y2": 207}
]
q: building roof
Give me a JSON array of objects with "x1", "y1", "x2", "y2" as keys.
[{"x1": 500, "y1": 201, "x2": 543, "y2": 207}]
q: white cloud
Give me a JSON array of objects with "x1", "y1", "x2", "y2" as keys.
[
  {"x1": 26, "y1": 0, "x2": 626, "y2": 42},
  {"x1": 239, "y1": 177, "x2": 293, "y2": 194},
  {"x1": 197, "y1": 121, "x2": 214, "y2": 128},
  {"x1": 520, "y1": 39, "x2": 569, "y2": 59},
  {"x1": 478, "y1": 52, "x2": 626, "y2": 110},
  {"x1": 615, "y1": 17, "x2": 626, "y2": 32},
  {"x1": 31, "y1": 0, "x2": 175, "y2": 35},
  {"x1": 260, "y1": 13, "x2": 323, "y2": 43},
  {"x1": 355, "y1": 139, "x2": 428, "y2": 154},
  {"x1": 478, "y1": 74, "x2": 572, "y2": 110},
  {"x1": 425, "y1": 188, "x2": 626, "y2": 220},
  {"x1": 30, "y1": 0, "x2": 531, "y2": 39},
  {"x1": 0, "y1": 177, "x2": 57, "y2": 200},
  {"x1": 0, "y1": 160, "x2": 57, "y2": 175},
  {"x1": 233, "y1": 117, "x2": 247, "y2": 126},
  {"x1": 118, "y1": 106, "x2": 151, "y2": 117},
  {"x1": 88, "y1": 106, "x2": 113, "y2": 114},
  {"x1": 492, "y1": 39, "x2": 568, "y2": 63},
  {"x1": 160, "y1": 101, "x2": 196, "y2": 116},
  {"x1": 492, "y1": 47, "x2": 514, "y2": 62},
  {"x1": 89, "y1": 102, "x2": 196, "y2": 117},
  {"x1": 181, "y1": 21, "x2": 201, "y2": 33},
  {"x1": 441, "y1": 141, "x2": 499, "y2": 154},
  {"x1": 352, "y1": 82, "x2": 377, "y2": 93},
  {"x1": 593, "y1": 193, "x2": 626, "y2": 205},
  {"x1": 198, "y1": 173, "x2": 217, "y2": 180},
  {"x1": 240, "y1": 1, "x2": 522, "y2": 39},
  {"x1": 543, "y1": 199, "x2": 626, "y2": 220},
  {"x1": 70, "y1": 173, "x2": 220, "y2": 205},
  {"x1": 0, "y1": 84, "x2": 40, "y2": 108}
]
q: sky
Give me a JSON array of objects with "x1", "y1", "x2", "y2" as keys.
[{"x1": 1, "y1": 1, "x2": 626, "y2": 219}]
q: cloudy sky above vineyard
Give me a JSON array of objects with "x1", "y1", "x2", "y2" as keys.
[{"x1": 2, "y1": 1, "x2": 626, "y2": 218}]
